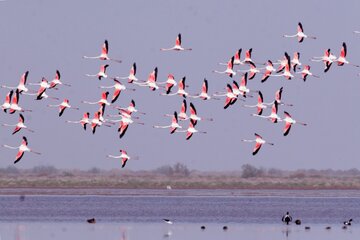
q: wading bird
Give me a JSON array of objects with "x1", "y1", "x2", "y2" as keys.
[
  {"x1": 153, "y1": 111, "x2": 181, "y2": 134},
  {"x1": 2, "y1": 113, "x2": 34, "y2": 134},
  {"x1": 86, "y1": 64, "x2": 109, "y2": 80},
  {"x1": 282, "y1": 111, "x2": 307, "y2": 136},
  {"x1": 107, "y1": 149, "x2": 132, "y2": 168},
  {"x1": 66, "y1": 112, "x2": 90, "y2": 130}
]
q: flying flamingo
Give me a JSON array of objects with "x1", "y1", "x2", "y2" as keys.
[
  {"x1": 187, "y1": 102, "x2": 213, "y2": 125},
  {"x1": 161, "y1": 76, "x2": 188, "y2": 98},
  {"x1": 49, "y1": 70, "x2": 71, "y2": 89},
  {"x1": 113, "y1": 99, "x2": 146, "y2": 116},
  {"x1": 2, "y1": 136, "x2": 41, "y2": 164},
  {"x1": 99, "y1": 79, "x2": 136, "y2": 104},
  {"x1": 213, "y1": 56, "x2": 236, "y2": 78},
  {"x1": 189, "y1": 79, "x2": 218, "y2": 100},
  {"x1": 176, "y1": 121, "x2": 207, "y2": 140},
  {"x1": 66, "y1": 112, "x2": 90, "y2": 131},
  {"x1": 237, "y1": 62, "x2": 261, "y2": 80},
  {"x1": 275, "y1": 52, "x2": 291, "y2": 73},
  {"x1": 157, "y1": 74, "x2": 177, "y2": 94},
  {"x1": 117, "y1": 63, "x2": 138, "y2": 83},
  {"x1": 1, "y1": 90, "x2": 13, "y2": 112},
  {"x1": 213, "y1": 84, "x2": 237, "y2": 109},
  {"x1": 9, "y1": 90, "x2": 32, "y2": 114},
  {"x1": 82, "y1": 91, "x2": 111, "y2": 106},
  {"x1": 86, "y1": 64, "x2": 110, "y2": 80},
  {"x1": 241, "y1": 133, "x2": 274, "y2": 155},
  {"x1": 1, "y1": 71, "x2": 30, "y2": 93},
  {"x1": 107, "y1": 150, "x2": 132, "y2": 168},
  {"x1": 48, "y1": 99, "x2": 79, "y2": 117},
  {"x1": 252, "y1": 101, "x2": 281, "y2": 123},
  {"x1": 282, "y1": 111, "x2": 307, "y2": 136},
  {"x1": 311, "y1": 48, "x2": 336, "y2": 72},
  {"x1": 112, "y1": 115, "x2": 144, "y2": 138},
  {"x1": 160, "y1": 33, "x2": 192, "y2": 51},
  {"x1": 2, "y1": 114, "x2": 34, "y2": 135},
  {"x1": 291, "y1": 52, "x2": 301, "y2": 71},
  {"x1": 271, "y1": 53, "x2": 293, "y2": 80},
  {"x1": 264, "y1": 87, "x2": 293, "y2": 107},
  {"x1": 296, "y1": 65, "x2": 319, "y2": 81},
  {"x1": 153, "y1": 111, "x2": 182, "y2": 134},
  {"x1": 83, "y1": 40, "x2": 122, "y2": 63},
  {"x1": 283, "y1": 22, "x2": 316, "y2": 43},
  {"x1": 261, "y1": 60, "x2": 276, "y2": 83},
  {"x1": 90, "y1": 111, "x2": 111, "y2": 134},
  {"x1": 134, "y1": 67, "x2": 159, "y2": 91},
  {"x1": 336, "y1": 42, "x2": 359, "y2": 67},
  {"x1": 243, "y1": 91, "x2": 267, "y2": 115},
  {"x1": 219, "y1": 49, "x2": 243, "y2": 66},
  {"x1": 243, "y1": 48, "x2": 255, "y2": 64},
  {"x1": 237, "y1": 72, "x2": 255, "y2": 98}
]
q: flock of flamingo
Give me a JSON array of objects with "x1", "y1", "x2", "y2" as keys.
[{"x1": 1, "y1": 22, "x2": 359, "y2": 167}]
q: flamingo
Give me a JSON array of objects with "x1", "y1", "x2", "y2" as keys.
[
  {"x1": 283, "y1": 22, "x2": 316, "y2": 42},
  {"x1": 282, "y1": 111, "x2": 307, "y2": 136},
  {"x1": 311, "y1": 49, "x2": 336, "y2": 72},
  {"x1": 9, "y1": 90, "x2": 32, "y2": 114},
  {"x1": 82, "y1": 91, "x2": 110, "y2": 106},
  {"x1": 99, "y1": 79, "x2": 136, "y2": 104},
  {"x1": 237, "y1": 62, "x2": 261, "y2": 80},
  {"x1": 252, "y1": 101, "x2": 281, "y2": 123},
  {"x1": 2, "y1": 114, "x2": 34, "y2": 135},
  {"x1": 165, "y1": 99, "x2": 188, "y2": 120},
  {"x1": 157, "y1": 74, "x2": 177, "y2": 94},
  {"x1": 90, "y1": 111, "x2": 111, "y2": 134},
  {"x1": 336, "y1": 42, "x2": 359, "y2": 67},
  {"x1": 107, "y1": 150, "x2": 132, "y2": 168},
  {"x1": 2, "y1": 136, "x2": 41, "y2": 164},
  {"x1": 271, "y1": 53, "x2": 293, "y2": 80},
  {"x1": 291, "y1": 52, "x2": 301, "y2": 71},
  {"x1": 153, "y1": 111, "x2": 182, "y2": 134},
  {"x1": 176, "y1": 121, "x2": 207, "y2": 140},
  {"x1": 187, "y1": 102, "x2": 213, "y2": 125},
  {"x1": 243, "y1": 91, "x2": 267, "y2": 115},
  {"x1": 113, "y1": 99, "x2": 146, "y2": 116},
  {"x1": 112, "y1": 115, "x2": 144, "y2": 138},
  {"x1": 29, "y1": 77, "x2": 51, "y2": 100},
  {"x1": 241, "y1": 133, "x2": 274, "y2": 155},
  {"x1": 219, "y1": 49, "x2": 243, "y2": 65},
  {"x1": 86, "y1": 64, "x2": 109, "y2": 80},
  {"x1": 275, "y1": 52, "x2": 291, "y2": 73},
  {"x1": 49, "y1": 70, "x2": 71, "y2": 89},
  {"x1": 259, "y1": 60, "x2": 276, "y2": 83},
  {"x1": 264, "y1": 87, "x2": 293, "y2": 107},
  {"x1": 66, "y1": 112, "x2": 90, "y2": 130},
  {"x1": 189, "y1": 79, "x2": 218, "y2": 100},
  {"x1": 296, "y1": 65, "x2": 319, "y2": 81},
  {"x1": 213, "y1": 84, "x2": 237, "y2": 109},
  {"x1": 243, "y1": 48, "x2": 255, "y2": 64},
  {"x1": 48, "y1": 99, "x2": 79, "y2": 117},
  {"x1": 213, "y1": 56, "x2": 236, "y2": 78},
  {"x1": 1, "y1": 71, "x2": 30, "y2": 93},
  {"x1": 83, "y1": 40, "x2": 122, "y2": 63},
  {"x1": 161, "y1": 76, "x2": 188, "y2": 97},
  {"x1": 117, "y1": 63, "x2": 138, "y2": 83},
  {"x1": 134, "y1": 67, "x2": 159, "y2": 91},
  {"x1": 1, "y1": 90, "x2": 13, "y2": 112},
  {"x1": 160, "y1": 33, "x2": 192, "y2": 51},
  {"x1": 237, "y1": 72, "x2": 255, "y2": 98}
]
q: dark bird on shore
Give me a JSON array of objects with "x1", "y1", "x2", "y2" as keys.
[
  {"x1": 282, "y1": 212, "x2": 292, "y2": 225},
  {"x1": 163, "y1": 219, "x2": 173, "y2": 224},
  {"x1": 223, "y1": 226, "x2": 228, "y2": 231},
  {"x1": 87, "y1": 218, "x2": 96, "y2": 224},
  {"x1": 344, "y1": 219, "x2": 352, "y2": 226},
  {"x1": 295, "y1": 219, "x2": 301, "y2": 225}
]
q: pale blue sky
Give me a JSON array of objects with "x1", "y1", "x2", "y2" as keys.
[{"x1": 0, "y1": 0, "x2": 360, "y2": 171}]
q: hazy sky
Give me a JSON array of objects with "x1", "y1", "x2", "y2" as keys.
[{"x1": 1, "y1": 0, "x2": 360, "y2": 171}]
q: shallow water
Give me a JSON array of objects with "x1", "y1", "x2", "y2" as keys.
[{"x1": 0, "y1": 190, "x2": 359, "y2": 240}]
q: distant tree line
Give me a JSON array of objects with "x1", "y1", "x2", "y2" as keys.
[{"x1": 0, "y1": 164, "x2": 359, "y2": 178}]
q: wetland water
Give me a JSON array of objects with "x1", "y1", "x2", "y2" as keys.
[{"x1": 0, "y1": 189, "x2": 359, "y2": 240}]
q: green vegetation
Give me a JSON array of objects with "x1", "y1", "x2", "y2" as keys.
[{"x1": 0, "y1": 164, "x2": 360, "y2": 190}]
